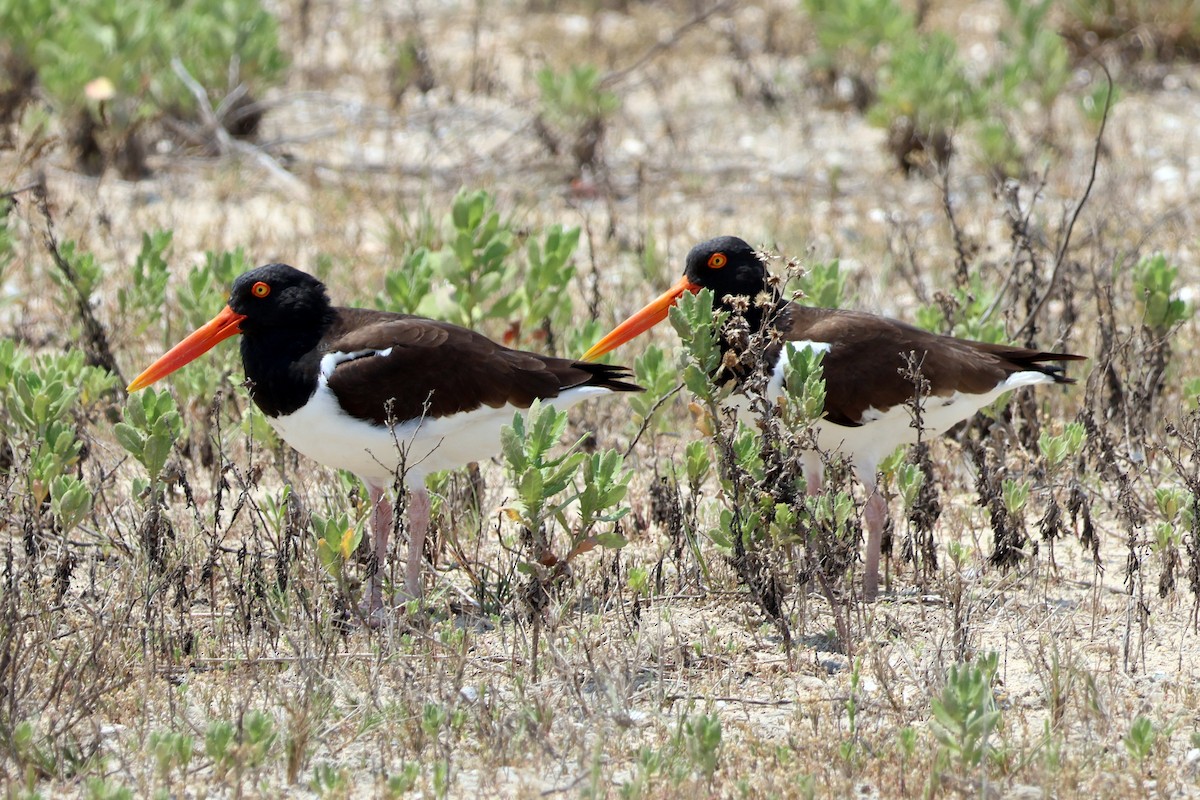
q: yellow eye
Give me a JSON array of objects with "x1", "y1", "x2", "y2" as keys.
[
  {"x1": 707, "y1": 252, "x2": 727, "y2": 269},
  {"x1": 251, "y1": 281, "x2": 271, "y2": 298}
]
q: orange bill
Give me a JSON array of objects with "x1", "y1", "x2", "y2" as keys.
[
  {"x1": 582, "y1": 275, "x2": 701, "y2": 361},
  {"x1": 127, "y1": 305, "x2": 247, "y2": 391}
]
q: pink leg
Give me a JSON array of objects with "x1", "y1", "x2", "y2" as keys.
[
  {"x1": 403, "y1": 487, "x2": 430, "y2": 601},
  {"x1": 863, "y1": 488, "x2": 887, "y2": 602},
  {"x1": 365, "y1": 481, "x2": 392, "y2": 616},
  {"x1": 803, "y1": 453, "x2": 824, "y2": 497},
  {"x1": 362, "y1": 483, "x2": 428, "y2": 620}
]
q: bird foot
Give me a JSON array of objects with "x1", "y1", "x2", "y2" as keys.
[
  {"x1": 355, "y1": 602, "x2": 388, "y2": 629},
  {"x1": 353, "y1": 580, "x2": 423, "y2": 629}
]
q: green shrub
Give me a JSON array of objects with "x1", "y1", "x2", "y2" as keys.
[
  {"x1": 0, "y1": 0, "x2": 286, "y2": 174},
  {"x1": 500, "y1": 401, "x2": 629, "y2": 574},
  {"x1": 377, "y1": 191, "x2": 583, "y2": 349},
  {"x1": 869, "y1": 33, "x2": 983, "y2": 169},
  {"x1": 1062, "y1": 0, "x2": 1200, "y2": 61},
  {"x1": 804, "y1": 0, "x2": 1094, "y2": 176},
  {"x1": 536, "y1": 64, "x2": 619, "y2": 172},
  {"x1": 802, "y1": 0, "x2": 913, "y2": 72},
  {"x1": 1134, "y1": 253, "x2": 1190, "y2": 333}
]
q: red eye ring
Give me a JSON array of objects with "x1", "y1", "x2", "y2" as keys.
[
  {"x1": 251, "y1": 281, "x2": 271, "y2": 298},
  {"x1": 707, "y1": 252, "x2": 728, "y2": 269}
]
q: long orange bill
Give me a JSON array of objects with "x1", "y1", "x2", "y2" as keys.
[
  {"x1": 582, "y1": 275, "x2": 701, "y2": 361},
  {"x1": 126, "y1": 305, "x2": 247, "y2": 391}
]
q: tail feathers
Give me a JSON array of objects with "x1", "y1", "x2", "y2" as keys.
[
  {"x1": 1004, "y1": 350, "x2": 1087, "y2": 385},
  {"x1": 571, "y1": 361, "x2": 644, "y2": 393}
]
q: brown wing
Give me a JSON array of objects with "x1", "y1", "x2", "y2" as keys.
[
  {"x1": 323, "y1": 308, "x2": 639, "y2": 426},
  {"x1": 778, "y1": 304, "x2": 1084, "y2": 426}
]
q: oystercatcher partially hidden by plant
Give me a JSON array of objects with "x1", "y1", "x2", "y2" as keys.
[{"x1": 584, "y1": 236, "x2": 1083, "y2": 601}]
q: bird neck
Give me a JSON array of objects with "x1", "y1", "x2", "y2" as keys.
[{"x1": 239, "y1": 311, "x2": 334, "y2": 417}]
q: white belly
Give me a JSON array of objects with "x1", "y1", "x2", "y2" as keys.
[{"x1": 268, "y1": 382, "x2": 612, "y2": 487}]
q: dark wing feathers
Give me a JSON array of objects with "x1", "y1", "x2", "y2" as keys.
[
  {"x1": 779, "y1": 305, "x2": 1083, "y2": 426},
  {"x1": 323, "y1": 309, "x2": 639, "y2": 426}
]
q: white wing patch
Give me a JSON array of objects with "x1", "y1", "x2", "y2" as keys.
[
  {"x1": 319, "y1": 347, "x2": 394, "y2": 380},
  {"x1": 763, "y1": 340, "x2": 832, "y2": 399}
]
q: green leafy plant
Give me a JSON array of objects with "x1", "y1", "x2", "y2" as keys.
[
  {"x1": 204, "y1": 720, "x2": 237, "y2": 778},
  {"x1": 1134, "y1": 253, "x2": 1191, "y2": 332},
  {"x1": 380, "y1": 190, "x2": 517, "y2": 330},
  {"x1": 148, "y1": 730, "x2": 194, "y2": 791},
  {"x1": 1124, "y1": 715, "x2": 1158, "y2": 763},
  {"x1": 512, "y1": 224, "x2": 580, "y2": 347},
  {"x1": 1, "y1": 349, "x2": 113, "y2": 510},
  {"x1": 1038, "y1": 422, "x2": 1086, "y2": 474},
  {"x1": 379, "y1": 209, "x2": 581, "y2": 349},
  {"x1": 805, "y1": 0, "x2": 1075, "y2": 175},
  {"x1": 115, "y1": 386, "x2": 183, "y2": 563},
  {"x1": 618, "y1": 746, "x2": 664, "y2": 799},
  {"x1": 930, "y1": 653, "x2": 1002, "y2": 769},
  {"x1": 205, "y1": 711, "x2": 276, "y2": 782},
  {"x1": 310, "y1": 762, "x2": 351, "y2": 798},
  {"x1": 177, "y1": 248, "x2": 252, "y2": 330},
  {"x1": 147, "y1": 248, "x2": 253, "y2": 408},
  {"x1": 781, "y1": 345, "x2": 827, "y2": 424},
  {"x1": 115, "y1": 387, "x2": 183, "y2": 487},
  {"x1": 993, "y1": 0, "x2": 1071, "y2": 117},
  {"x1": 9, "y1": 718, "x2": 59, "y2": 782},
  {"x1": 1, "y1": 0, "x2": 286, "y2": 175},
  {"x1": 682, "y1": 713, "x2": 722, "y2": 784},
  {"x1": 667, "y1": 289, "x2": 727, "y2": 406},
  {"x1": 803, "y1": 0, "x2": 913, "y2": 75},
  {"x1": 500, "y1": 401, "x2": 630, "y2": 574},
  {"x1": 869, "y1": 33, "x2": 983, "y2": 170},
  {"x1": 85, "y1": 778, "x2": 132, "y2": 800},
  {"x1": 377, "y1": 247, "x2": 437, "y2": 315},
  {"x1": 627, "y1": 344, "x2": 677, "y2": 431},
  {"x1": 384, "y1": 763, "x2": 420, "y2": 798},
  {"x1": 1080, "y1": 80, "x2": 1121, "y2": 130},
  {"x1": 684, "y1": 438, "x2": 711, "y2": 493},
  {"x1": 1061, "y1": 0, "x2": 1200, "y2": 62},
  {"x1": 1002, "y1": 478, "x2": 1031, "y2": 519},
  {"x1": 916, "y1": 275, "x2": 1006, "y2": 343},
  {"x1": 538, "y1": 64, "x2": 619, "y2": 126},
  {"x1": 796, "y1": 259, "x2": 846, "y2": 309},
  {"x1": 1034, "y1": 421, "x2": 1089, "y2": 554},
  {"x1": 46, "y1": 240, "x2": 103, "y2": 323},
  {"x1": 502, "y1": 402, "x2": 586, "y2": 550},
  {"x1": 310, "y1": 510, "x2": 361, "y2": 585},
  {"x1": 49, "y1": 475, "x2": 93, "y2": 535},
  {"x1": 894, "y1": 462, "x2": 926, "y2": 516},
  {"x1": 117, "y1": 230, "x2": 173, "y2": 338},
  {"x1": 440, "y1": 189, "x2": 518, "y2": 328},
  {"x1": 536, "y1": 64, "x2": 619, "y2": 172}
]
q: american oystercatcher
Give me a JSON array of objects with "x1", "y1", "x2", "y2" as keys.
[
  {"x1": 583, "y1": 236, "x2": 1083, "y2": 601},
  {"x1": 128, "y1": 263, "x2": 641, "y2": 616}
]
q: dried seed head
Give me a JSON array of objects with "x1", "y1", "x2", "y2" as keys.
[{"x1": 726, "y1": 293, "x2": 751, "y2": 313}]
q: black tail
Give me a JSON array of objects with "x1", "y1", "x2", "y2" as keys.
[
  {"x1": 570, "y1": 361, "x2": 644, "y2": 393},
  {"x1": 1003, "y1": 349, "x2": 1087, "y2": 385}
]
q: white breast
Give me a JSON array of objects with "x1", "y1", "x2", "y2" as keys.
[{"x1": 267, "y1": 377, "x2": 612, "y2": 488}]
